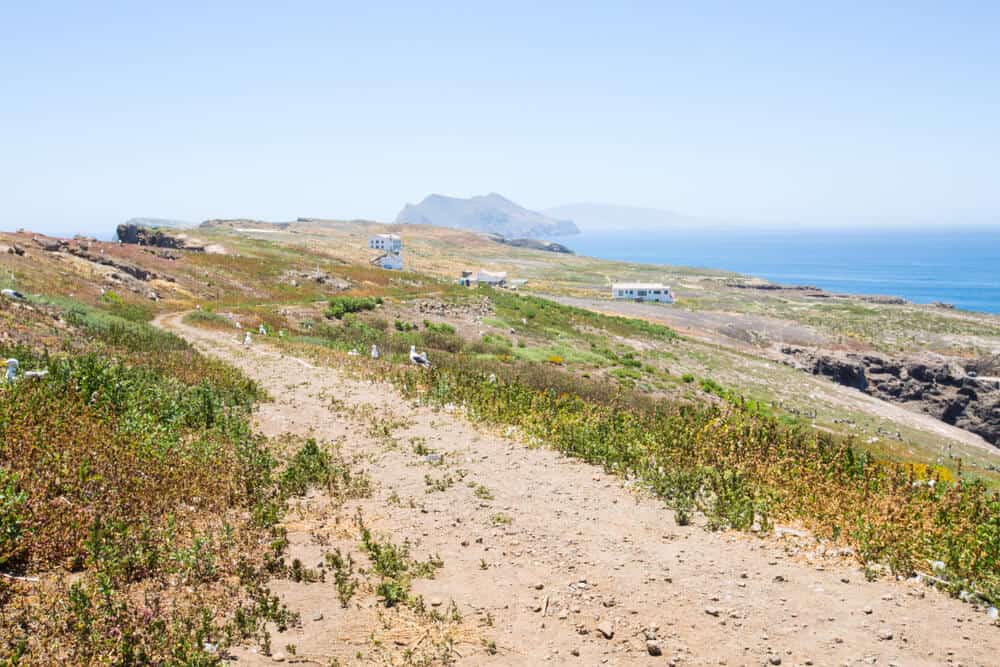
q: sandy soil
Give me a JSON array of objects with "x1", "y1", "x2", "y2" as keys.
[{"x1": 157, "y1": 312, "x2": 998, "y2": 666}]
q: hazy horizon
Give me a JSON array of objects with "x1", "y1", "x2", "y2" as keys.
[{"x1": 3, "y1": 2, "x2": 1000, "y2": 237}]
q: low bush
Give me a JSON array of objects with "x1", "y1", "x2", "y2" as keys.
[{"x1": 326, "y1": 296, "x2": 382, "y2": 320}]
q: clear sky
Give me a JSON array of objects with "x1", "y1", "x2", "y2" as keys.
[{"x1": 2, "y1": 1, "x2": 999, "y2": 236}]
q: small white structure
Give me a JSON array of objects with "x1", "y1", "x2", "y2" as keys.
[
  {"x1": 368, "y1": 234, "x2": 402, "y2": 253},
  {"x1": 374, "y1": 252, "x2": 403, "y2": 271},
  {"x1": 611, "y1": 282, "x2": 673, "y2": 303}
]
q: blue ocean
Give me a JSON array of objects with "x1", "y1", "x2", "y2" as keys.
[{"x1": 568, "y1": 227, "x2": 1000, "y2": 315}]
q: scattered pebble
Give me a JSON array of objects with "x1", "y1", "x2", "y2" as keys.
[{"x1": 596, "y1": 619, "x2": 615, "y2": 639}]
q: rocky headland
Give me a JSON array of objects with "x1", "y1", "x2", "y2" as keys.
[{"x1": 784, "y1": 347, "x2": 1000, "y2": 447}]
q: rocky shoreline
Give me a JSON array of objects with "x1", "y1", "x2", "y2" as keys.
[{"x1": 783, "y1": 347, "x2": 1000, "y2": 448}]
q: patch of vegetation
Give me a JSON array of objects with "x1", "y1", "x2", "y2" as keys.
[
  {"x1": 358, "y1": 520, "x2": 443, "y2": 608},
  {"x1": 0, "y1": 305, "x2": 365, "y2": 662},
  {"x1": 325, "y1": 548, "x2": 359, "y2": 608},
  {"x1": 326, "y1": 295, "x2": 382, "y2": 320},
  {"x1": 184, "y1": 309, "x2": 233, "y2": 329},
  {"x1": 98, "y1": 289, "x2": 154, "y2": 322}
]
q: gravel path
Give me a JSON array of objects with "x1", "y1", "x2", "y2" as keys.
[{"x1": 158, "y1": 312, "x2": 998, "y2": 666}]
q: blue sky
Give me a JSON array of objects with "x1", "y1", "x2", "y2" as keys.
[{"x1": 2, "y1": 1, "x2": 999, "y2": 236}]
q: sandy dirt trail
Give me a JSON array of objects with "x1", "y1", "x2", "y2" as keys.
[{"x1": 158, "y1": 313, "x2": 997, "y2": 666}]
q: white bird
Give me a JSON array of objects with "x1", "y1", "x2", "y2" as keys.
[
  {"x1": 409, "y1": 345, "x2": 431, "y2": 367},
  {"x1": 243, "y1": 332, "x2": 252, "y2": 346},
  {"x1": 258, "y1": 324, "x2": 267, "y2": 335},
  {"x1": 3, "y1": 359, "x2": 46, "y2": 383},
  {"x1": 487, "y1": 373, "x2": 497, "y2": 384},
  {"x1": 348, "y1": 348, "x2": 360, "y2": 356},
  {"x1": 371, "y1": 344, "x2": 380, "y2": 359},
  {"x1": 1, "y1": 288, "x2": 26, "y2": 301},
  {"x1": 235, "y1": 321, "x2": 242, "y2": 329}
]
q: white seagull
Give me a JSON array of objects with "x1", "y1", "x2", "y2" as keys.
[
  {"x1": 409, "y1": 345, "x2": 431, "y2": 367},
  {"x1": 371, "y1": 344, "x2": 380, "y2": 359},
  {"x1": 243, "y1": 332, "x2": 252, "y2": 346},
  {"x1": 4, "y1": 359, "x2": 47, "y2": 383},
  {"x1": 258, "y1": 324, "x2": 267, "y2": 336}
]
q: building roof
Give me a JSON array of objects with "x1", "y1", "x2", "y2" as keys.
[
  {"x1": 476, "y1": 270, "x2": 508, "y2": 281},
  {"x1": 612, "y1": 282, "x2": 669, "y2": 290},
  {"x1": 371, "y1": 233, "x2": 401, "y2": 240}
]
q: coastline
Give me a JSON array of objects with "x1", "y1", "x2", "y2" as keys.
[{"x1": 565, "y1": 226, "x2": 1000, "y2": 315}]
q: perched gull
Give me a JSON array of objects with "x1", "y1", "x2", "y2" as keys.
[
  {"x1": 487, "y1": 373, "x2": 497, "y2": 384},
  {"x1": 235, "y1": 321, "x2": 242, "y2": 329},
  {"x1": 409, "y1": 345, "x2": 431, "y2": 368},
  {"x1": 258, "y1": 324, "x2": 267, "y2": 336},
  {"x1": 371, "y1": 344, "x2": 380, "y2": 359},
  {"x1": 243, "y1": 332, "x2": 252, "y2": 346},
  {"x1": 4, "y1": 359, "x2": 46, "y2": 383},
  {"x1": 1, "y1": 288, "x2": 26, "y2": 301}
]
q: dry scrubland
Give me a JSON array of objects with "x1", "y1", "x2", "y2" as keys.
[{"x1": 1, "y1": 222, "x2": 999, "y2": 663}]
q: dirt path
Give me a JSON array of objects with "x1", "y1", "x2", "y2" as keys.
[{"x1": 158, "y1": 313, "x2": 998, "y2": 666}]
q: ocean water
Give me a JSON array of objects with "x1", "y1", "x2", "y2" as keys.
[{"x1": 568, "y1": 227, "x2": 1000, "y2": 315}]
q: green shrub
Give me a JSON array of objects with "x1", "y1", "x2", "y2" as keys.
[
  {"x1": 0, "y1": 468, "x2": 27, "y2": 567},
  {"x1": 98, "y1": 290, "x2": 153, "y2": 322},
  {"x1": 326, "y1": 296, "x2": 382, "y2": 320}
]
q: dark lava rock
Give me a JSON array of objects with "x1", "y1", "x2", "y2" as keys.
[
  {"x1": 784, "y1": 349, "x2": 1000, "y2": 447},
  {"x1": 117, "y1": 224, "x2": 203, "y2": 251}
]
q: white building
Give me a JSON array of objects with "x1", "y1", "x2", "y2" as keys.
[
  {"x1": 368, "y1": 234, "x2": 402, "y2": 252},
  {"x1": 611, "y1": 282, "x2": 673, "y2": 303}
]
